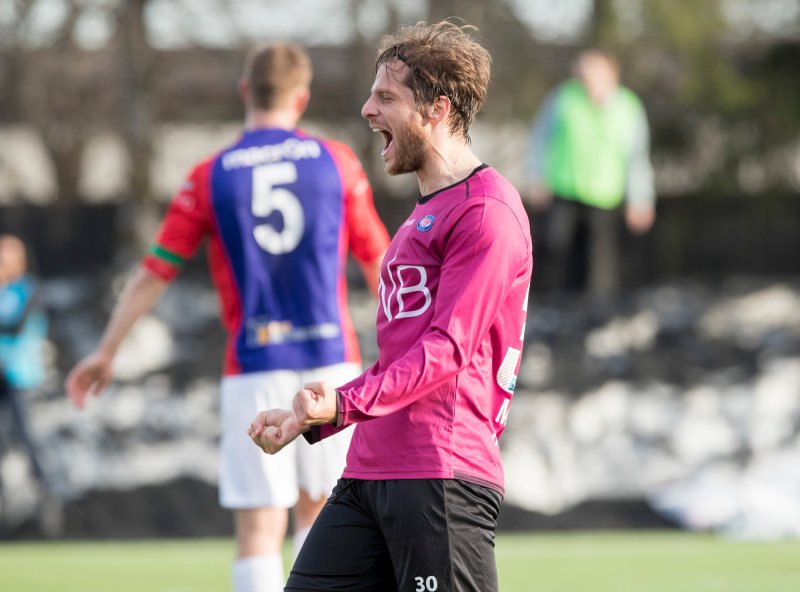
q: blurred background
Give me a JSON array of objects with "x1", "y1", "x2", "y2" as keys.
[{"x1": 1, "y1": 0, "x2": 799, "y2": 556}]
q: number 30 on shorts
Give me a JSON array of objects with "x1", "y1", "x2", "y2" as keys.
[{"x1": 415, "y1": 575, "x2": 438, "y2": 591}]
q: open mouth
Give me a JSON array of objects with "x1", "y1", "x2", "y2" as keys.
[{"x1": 372, "y1": 126, "x2": 394, "y2": 157}]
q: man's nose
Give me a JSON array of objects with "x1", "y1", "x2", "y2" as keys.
[{"x1": 361, "y1": 96, "x2": 377, "y2": 119}]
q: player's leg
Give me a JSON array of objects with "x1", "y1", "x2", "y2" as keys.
[
  {"x1": 0, "y1": 391, "x2": 11, "y2": 532},
  {"x1": 6, "y1": 386, "x2": 63, "y2": 536},
  {"x1": 546, "y1": 198, "x2": 581, "y2": 292},
  {"x1": 588, "y1": 206, "x2": 621, "y2": 298},
  {"x1": 220, "y1": 371, "x2": 302, "y2": 592},
  {"x1": 291, "y1": 489, "x2": 324, "y2": 559},
  {"x1": 293, "y1": 363, "x2": 358, "y2": 558},
  {"x1": 567, "y1": 201, "x2": 591, "y2": 293},
  {"x1": 378, "y1": 479, "x2": 503, "y2": 592},
  {"x1": 441, "y1": 480, "x2": 503, "y2": 591},
  {"x1": 286, "y1": 479, "x2": 398, "y2": 591},
  {"x1": 232, "y1": 507, "x2": 288, "y2": 592}
]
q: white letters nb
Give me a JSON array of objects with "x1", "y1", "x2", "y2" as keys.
[{"x1": 380, "y1": 255, "x2": 432, "y2": 321}]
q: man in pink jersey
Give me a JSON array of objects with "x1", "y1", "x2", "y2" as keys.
[
  {"x1": 65, "y1": 43, "x2": 389, "y2": 592},
  {"x1": 249, "y1": 22, "x2": 533, "y2": 592}
]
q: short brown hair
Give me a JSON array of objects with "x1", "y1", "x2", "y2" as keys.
[
  {"x1": 376, "y1": 20, "x2": 491, "y2": 141},
  {"x1": 244, "y1": 42, "x2": 312, "y2": 109}
]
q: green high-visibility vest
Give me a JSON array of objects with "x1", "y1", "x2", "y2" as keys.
[{"x1": 545, "y1": 81, "x2": 644, "y2": 209}]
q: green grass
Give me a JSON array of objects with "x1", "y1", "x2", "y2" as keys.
[
  {"x1": 496, "y1": 532, "x2": 800, "y2": 592},
  {"x1": 1, "y1": 531, "x2": 798, "y2": 592}
]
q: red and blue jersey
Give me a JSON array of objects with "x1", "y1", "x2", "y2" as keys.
[{"x1": 143, "y1": 128, "x2": 389, "y2": 376}]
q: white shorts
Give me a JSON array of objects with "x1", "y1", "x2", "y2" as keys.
[{"x1": 219, "y1": 362, "x2": 359, "y2": 509}]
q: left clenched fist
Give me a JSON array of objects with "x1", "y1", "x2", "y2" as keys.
[{"x1": 248, "y1": 408, "x2": 306, "y2": 455}]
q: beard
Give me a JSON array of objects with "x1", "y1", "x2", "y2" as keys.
[{"x1": 387, "y1": 119, "x2": 429, "y2": 176}]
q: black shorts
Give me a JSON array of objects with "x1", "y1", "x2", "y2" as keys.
[{"x1": 285, "y1": 478, "x2": 502, "y2": 592}]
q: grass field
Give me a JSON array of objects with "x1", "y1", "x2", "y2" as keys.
[{"x1": 1, "y1": 531, "x2": 799, "y2": 592}]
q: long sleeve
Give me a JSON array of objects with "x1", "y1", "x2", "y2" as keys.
[
  {"x1": 142, "y1": 160, "x2": 214, "y2": 281},
  {"x1": 625, "y1": 102, "x2": 656, "y2": 207},
  {"x1": 525, "y1": 90, "x2": 558, "y2": 186}
]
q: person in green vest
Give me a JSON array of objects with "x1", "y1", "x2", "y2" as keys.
[{"x1": 525, "y1": 49, "x2": 655, "y2": 297}]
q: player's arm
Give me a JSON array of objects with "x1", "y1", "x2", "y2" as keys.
[
  {"x1": 65, "y1": 161, "x2": 213, "y2": 408},
  {"x1": 329, "y1": 140, "x2": 390, "y2": 299},
  {"x1": 65, "y1": 268, "x2": 168, "y2": 408},
  {"x1": 347, "y1": 178, "x2": 389, "y2": 298},
  {"x1": 248, "y1": 408, "x2": 309, "y2": 455},
  {"x1": 292, "y1": 364, "x2": 373, "y2": 443},
  {"x1": 96, "y1": 269, "x2": 168, "y2": 358},
  {"x1": 625, "y1": 99, "x2": 656, "y2": 234},
  {"x1": 358, "y1": 255, "x2": 384, "y2": 298},
  {"x1": 525, "y1": 89, "x2": 558, "y2": 209},
  {"x1": 349, "y1": 184, "x2": 389, "y2": 297}
]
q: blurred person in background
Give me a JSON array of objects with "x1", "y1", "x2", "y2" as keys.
[
  {"x1": 249, "y1": 21, "x2": 532, "y2": 592},
  {"x1": 65, "y1": 43, "x2": 389, "y2": 592},
  {"x1": 0, "y1": 234, "x2": 61, "y2": 536},
  {"x1": 525, "y1": 49, "x2": 656, "y2": 298}
]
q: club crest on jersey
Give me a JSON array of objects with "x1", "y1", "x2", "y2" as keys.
[{"x1": 416, "y1": 214, "x2": 435, "y2": 232}]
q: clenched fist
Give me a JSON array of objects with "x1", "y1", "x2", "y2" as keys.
[
  {"x1": 248, "y1": 408, "x2": 307, "y2": 455},
  {"x1": 293, "y1": 381, "x2": 338, "y2": 426}
]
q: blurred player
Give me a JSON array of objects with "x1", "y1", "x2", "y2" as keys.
[
  {"x1": 65, "y1": 43, "x2": 389, "y2": 592},
  {"x1": 249, "y1": 21, "x2": 532, "y2": 591},
  {"x1": 0, "y1": 234, "x2": 61, "y2": 536}
]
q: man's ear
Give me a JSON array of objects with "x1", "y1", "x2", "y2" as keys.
[
  {"x1": 426, "y1": 95, "x2": 451, "y2": 125},
  {"x1": 294, "y1": 88, "x2": 311, "y2": 117},
  {"x1": 237, "y1": 78, "x2": 249, "y2": 103}
]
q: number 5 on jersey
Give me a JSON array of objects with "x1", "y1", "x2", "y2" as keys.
[{"x1": 252, "y1": 162, "x2": 305, "y2": 255}]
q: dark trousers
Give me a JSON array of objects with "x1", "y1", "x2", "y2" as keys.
[
  {"x1": 0, "y1": 386, "x2": 49, "y2": 487},
  {"x1": 286, "y1": 478, "x2": 502, "y2": 592},
  {"x1": 535, "y1": 198, "x2": 621, "y2": 297},
  {"x1": 0, "y1": 384, "x2": 61, "y2": 535}
]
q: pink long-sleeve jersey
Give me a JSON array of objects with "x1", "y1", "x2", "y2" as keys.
[{"x1": 306, "y1": 164, "x2": 532, "y2": 494}]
